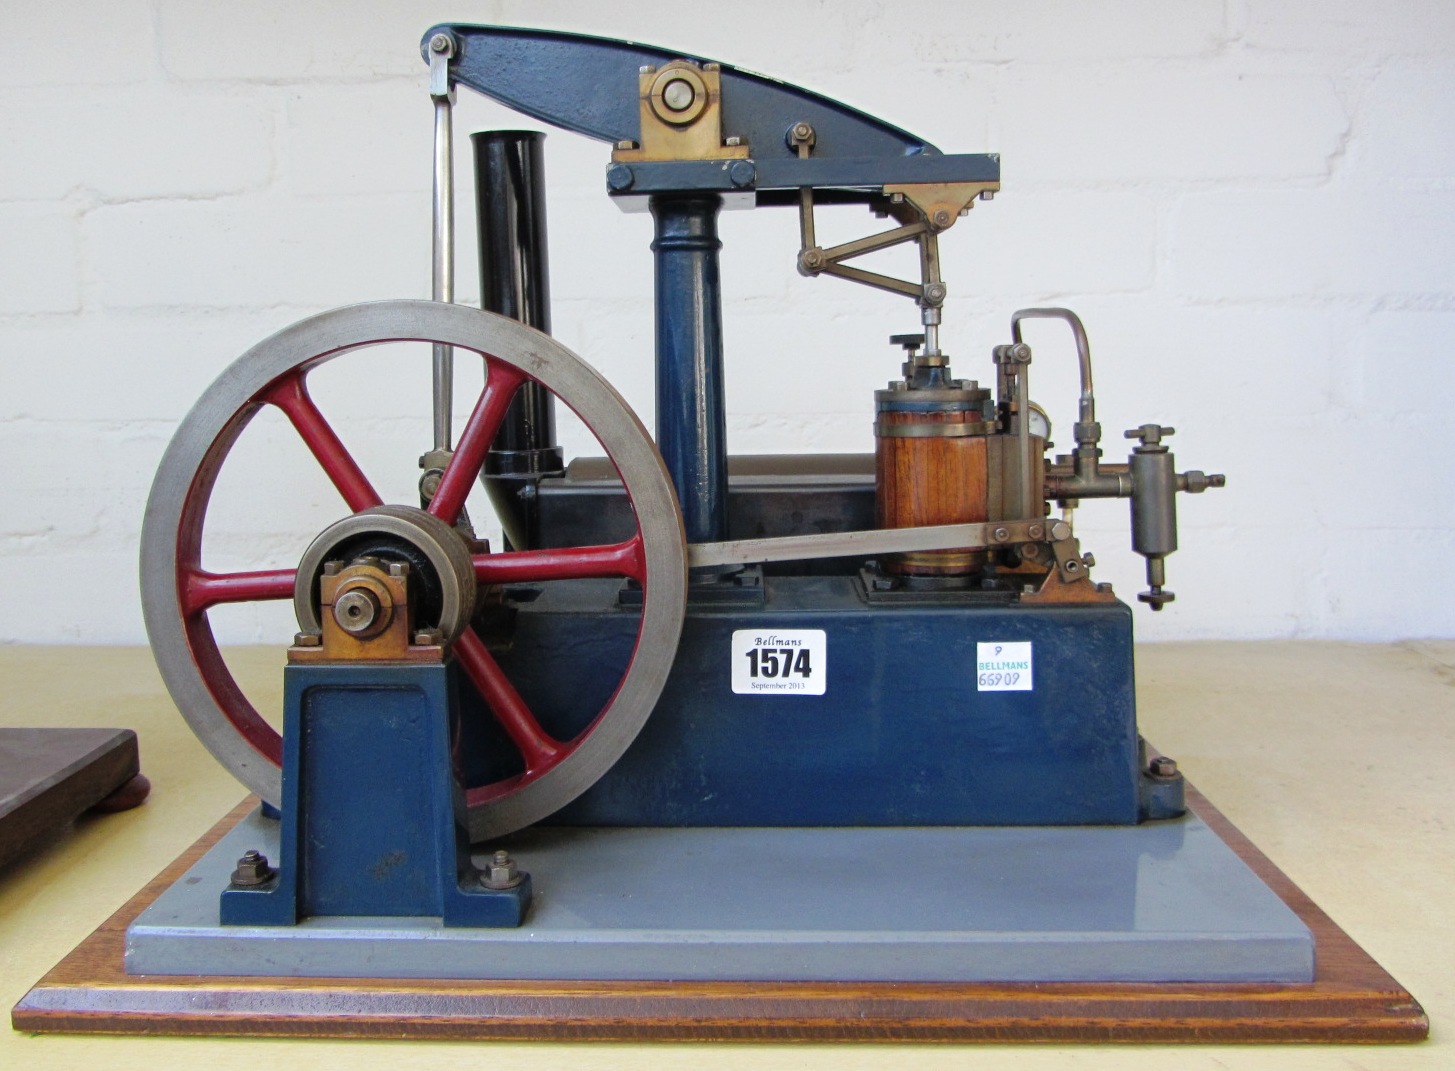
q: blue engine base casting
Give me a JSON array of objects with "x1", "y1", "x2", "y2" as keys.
[{"x1": 466, "y1": 575, "x2": 1182, "y2": 828}]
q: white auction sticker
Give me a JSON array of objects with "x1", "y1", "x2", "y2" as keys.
[
  {"x1": 731, "y1": 629, "x2": 826, "y2": 696},
  {"x1": 976, "y1": 641, "x2": 1033, "y2": 691}
]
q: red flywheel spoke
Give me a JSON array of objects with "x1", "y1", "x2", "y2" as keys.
[
  {"x1": 183, "y1": 567, "x2": 296, "y2": 615},
  {"x1": 428, "y1": 360, "x2": 526, "y2": 524},
  {"x1": 262, "y1": 372, "x2": 382, "y2": 513},
  {"x1": 453, "y1": 628, "x2": 563, "y2": 773},
  {"x1": 472, "y1": 535, "x2": 645, "y2": 586}
]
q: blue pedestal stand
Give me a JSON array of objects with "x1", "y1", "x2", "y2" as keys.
[{"x1": 220, "y1": 661, "x2": 530, "y2": 928}]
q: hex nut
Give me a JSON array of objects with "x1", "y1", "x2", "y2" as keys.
[
  {"x1": 480, "y1": 849, "x2": 525, "y2": 890},
  {"x1": 230, "y1": 849, "x2": 275, "y2": 887}
]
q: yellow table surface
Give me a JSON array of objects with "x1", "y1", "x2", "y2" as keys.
[{"x1": 1, "y1": 641, "x2": 1450, "y2": 1069}]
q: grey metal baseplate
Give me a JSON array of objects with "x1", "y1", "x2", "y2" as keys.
[{"x1": 126, "y1": 809, "x2": 1312, "y2": 983}]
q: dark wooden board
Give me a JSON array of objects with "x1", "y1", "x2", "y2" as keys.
[
  {"x1": 0, "y1": 728, "x2": 146, "y2": 870},
  {"x1": 10, "y1": 786, "x2": 1428, "y2": 1043}
]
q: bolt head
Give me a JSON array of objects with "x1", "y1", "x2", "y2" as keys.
[
  {"x1": 793, "y1": 122, "x2": 812, "y2": 139},
  {"x1": 606, "y1": 163, "x2": 635, "y2": 191},
  {"x1": 992, "y1": 527, "x2": 1010, "y2": 543},
  {"x1": 1149, "y1": 756, "x2": 1179, "y2": 779},
  {"x1": 429, "y1": 34, "x2": 451, "y2": 53},
  {"x1": 728, "y1": 159, "x2": 757, "y2": 188}
]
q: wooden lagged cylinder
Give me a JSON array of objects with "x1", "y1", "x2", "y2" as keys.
[{"x1": 874, "y1": 380, "x2": 993, "y2": 575}]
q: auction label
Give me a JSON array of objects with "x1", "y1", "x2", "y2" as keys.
[
  {"x1": 731, "y1": 629, "x2": 826, "y2": 696},
  {"x1": 977, "y1": 641, "x2": 1033, "y2": 691}
]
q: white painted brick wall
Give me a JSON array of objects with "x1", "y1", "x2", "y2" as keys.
[{"x1": 2, "y1": 1, "x2": 1452, "y2": 645}]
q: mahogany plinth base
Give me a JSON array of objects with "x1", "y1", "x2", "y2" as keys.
[{"x1": 11, "y1": 788, "x2": 1427, "y2": 1044}]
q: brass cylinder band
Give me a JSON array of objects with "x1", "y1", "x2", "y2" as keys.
[{"x1": 874, "y1": 420, "x2": 994, "y2": 438}]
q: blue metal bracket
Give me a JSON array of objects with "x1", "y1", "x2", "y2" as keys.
[
  {"x1": 221, "y1": 661, "x2": 531, "y2": 928},
  {"x1": 420, "y1": 24, "x2": 1000, "y2": 200}
]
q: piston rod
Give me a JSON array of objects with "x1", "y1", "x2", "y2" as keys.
[{"x1": 429, "y1": 33, "x2": 456, "y2": 451}]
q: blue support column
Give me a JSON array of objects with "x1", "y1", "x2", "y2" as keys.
[
  {"x1": 220, "y1": 661, "x2": 531, "y2": 928},
  {"x1": 650, "y1": 194, "x2": 728, "y2": 548}
]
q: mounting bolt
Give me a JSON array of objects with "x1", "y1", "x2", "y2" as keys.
[
  {"x1": 387, "y1": 561, "x2": 408, "y2": 578},
  {"x1": 413, "y1": 627, "x2": 443, "y2": 647},
  {"x1": 615, "y1": 139, "x2": 637, "y2": 151},
  {"x1": 293, "y1": 631, "x2": 321, "y2": 647},
  {"x1": 1149, "y1": 756, "x2": 1179, "y2": 779},
  {"x1": 481, "y1": 849, "x2": 525, "y2": 890},
  {"x1": 230, "y1": 849, "x2": 275, "y2": 887}
]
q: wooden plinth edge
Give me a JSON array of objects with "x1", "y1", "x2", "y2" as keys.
[{"x1": 11, "y1": 788, "x2": 1428, "y2": 1043}]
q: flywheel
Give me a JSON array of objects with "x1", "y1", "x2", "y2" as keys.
[{"x1": 141, "y1": 299, "x2": 687, "y2": 840}]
